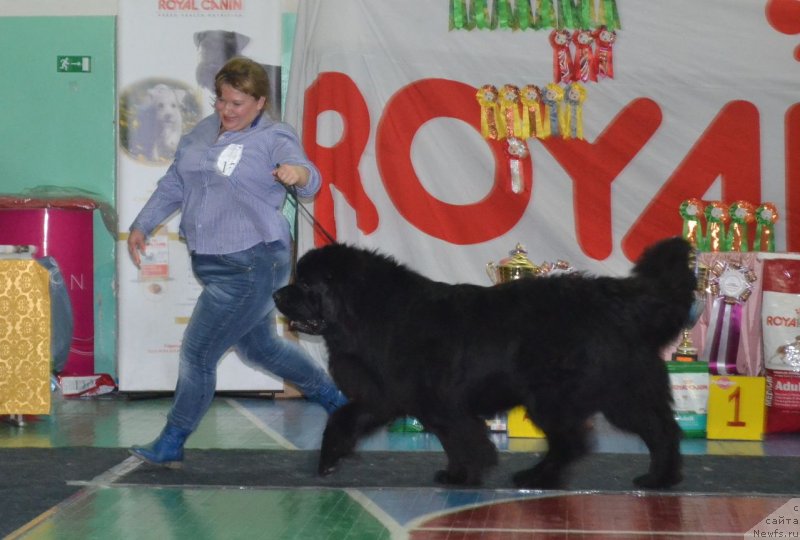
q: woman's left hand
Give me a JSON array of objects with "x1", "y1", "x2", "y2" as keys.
[{"x1": 273, "y1": 164, "x2": 309, "y2": 188}]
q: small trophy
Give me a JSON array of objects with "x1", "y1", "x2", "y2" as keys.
[{"x1": 672, "y1": 252, "x2": 709, "y2": 362}]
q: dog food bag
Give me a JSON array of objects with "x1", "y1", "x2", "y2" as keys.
[
  {"x1": 667, "y1": 361, "x2": 709, "y2": 438},
  {"x1": 761, "y1": 258, "x2": 800, "y2": 433},
  {"x1": 58, "y1": 373, "x2": 117, "y2": 398}
]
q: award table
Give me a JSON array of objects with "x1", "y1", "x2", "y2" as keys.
[{"x1": 0, "y1": 258, "x2": 51, "y2": 417}]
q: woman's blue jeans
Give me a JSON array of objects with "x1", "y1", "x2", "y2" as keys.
[{"x1": 166, "y1": 241, "x2": 338, "y2": 433}]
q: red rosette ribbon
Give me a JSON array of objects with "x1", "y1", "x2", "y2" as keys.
[
  {"x1": 498, "y1": 84, "x2": 523, "y2": 139},
  {"x1": 572, "y1": 30, "x2": 597, "y2": 83},
  {"x1": 550, "y1": 29, "x2": 573, "y2": 84},
  {"x1": 592, "y1": 26, "x2": 616, "y2": 80}
]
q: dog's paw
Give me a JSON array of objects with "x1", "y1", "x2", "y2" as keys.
[
  {"x1": 512, "y1": 468, "x2": 562, "y2": 490},
  {"x1": 318, "y1": 462, "x2": 338, "y2": 477},
  {"x1": 434, "y1": 469, "x2": 465, "y2": 485},
  {"x1": 317, "y1": 451, "x2": 343, "y2": 477},
  {"x1": 433, "y1": 469, "x2": 482, "y2": 486},
  {"x1": 633, "y1": 471, "x2": 683, "y2": 490}
]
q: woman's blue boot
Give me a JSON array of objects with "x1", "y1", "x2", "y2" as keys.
[
  {"x1": 129, "y1": 424, "x2": 191, "y2": 468},
  {"x1": 308, "y1": 384, "x2": 348, "y2": 414}
]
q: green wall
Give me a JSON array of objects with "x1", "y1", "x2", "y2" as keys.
[{"x1": 0, "y1": 16, "x2": 117, "y2": 376}]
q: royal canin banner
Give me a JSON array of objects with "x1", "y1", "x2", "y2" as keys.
[
  {"x1": 285, "y1": 0, "x2": 800, "y2": 283},
  {"x1": 117, "y1": 0, "x2": 284, "y2": 391}
]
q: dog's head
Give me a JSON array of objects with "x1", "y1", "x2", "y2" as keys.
[
  {"x1": 273, "y1": 243, "x2": 381, "y2": 335},
  {"x1": 273, "y1": 281, "x2": 329, "y2": 335},
  {"x1": 273, "y1": 245, "x2": 341, "y2": 335},
  {"x1": 194, "y1": 30, "x2": 251, "y2": 91},
  {"x1": 145, "y1": 84, "x2": 186, "y2": 127}
]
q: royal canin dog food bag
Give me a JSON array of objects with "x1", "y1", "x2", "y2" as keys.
[{"x1": 761, "y1": 259, "x2": 800, "y2": 433}]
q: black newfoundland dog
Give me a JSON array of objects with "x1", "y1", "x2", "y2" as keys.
[{"x1": 273, "y1": 237, "x2": 695, "y2": 490}]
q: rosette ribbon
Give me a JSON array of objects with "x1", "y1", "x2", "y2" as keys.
[
  {"x1": 516, "y1": 0, "x2": 535, "y2": 30},
  {"x1": 704, "y1": 201, "x2": 729, "y2": 252},
  {"x1": 498, "y1": 84, "x2": 523, "y2": 139},
  {"x1": 505, "y1": 137, "x2": 529, "y2": 194},
  {"x1": 550, "y1": 29, "x2": 574, "y2": 84},
  {"x1": 564, "y1": 82, "x2": 586, "y2": 140},
  {"x1": 754, "y1": 202, "x2": 778, "y2": 252},
  {"x1": 679, "y1": 198, "x2": 705, "y2": 249},
  {"x1": 702, "y1": 260, "x2": 757, "y2": 375},
  {"x1": 542, "y1": 83, "x2": 566, "y2": 138},
  {"x1": 556, "y1": 0, "x2": 577, "y2": 29},
  {"x1": 593, "y1": 26, "x2": 616, "y2": 79},
  {"x1": 572, "y1": 30, "x2": 597, "y2": 82},
  {"x1": 538, "y1": 0, "x2": 557, "y2": 29},
  {"x1": 726, "y1": 201, "x2": 755, "y2": 252},
  {"x1": 471, "y1": 0, "x2": 491, "y2": 29},
  {"x1": 520, "y1": 85, "x2": 545, "y2": 139},
  {"x1": 598, "y1": 0, "x2": 621, "y2": 31},
  {"x1": 449, "y1": 0, "x2": 472, "y2": 30},
  {"x1": 576, "y1": 0, "x2": 596, "y2": 29},
  {"x1": 494, "y1": 0, "x2": 515, "y2": 29},
  {"x1": 476, "y1": 85, "x2": 502, "y2": 140}
]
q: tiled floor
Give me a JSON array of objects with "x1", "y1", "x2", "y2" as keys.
[{"x1": 2, "y1": 391, "x2": 799, "y2": 539}]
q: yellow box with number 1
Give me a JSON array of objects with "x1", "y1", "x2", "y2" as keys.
[
  {"x1": 507, "y1": 406, "x2": 545, "y2": 438},
  {"x1": 707, "y1": 375, "x2": 766, "y2": 441}
]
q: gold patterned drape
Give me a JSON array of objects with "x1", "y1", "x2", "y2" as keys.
[{"x1": 0, "y1": 260, "x2": 51, "y2": 415}]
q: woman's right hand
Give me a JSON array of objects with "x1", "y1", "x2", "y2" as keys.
[{"x1": 128, "y1": 229, "x2": 147, "y2": 268}]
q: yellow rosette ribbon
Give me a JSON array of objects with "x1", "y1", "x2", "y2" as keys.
[
  {"x1": 498, "y1": 84, "x2": 523, "y2": 139},
  {"x1": 755, "y1": 202, "x2": 778, "y2": 252},
  {"x1": 704, "y1": 201, "x2": 729, "y2": 252},
  {"x1": 679, "y1": 198, "x2": 705, "y2": 249},
  {"x1": 519, "y1": 85, "x2": 545, "y2": 139},
  {"x1": 564, "y1": 82, "x2": 587, "y2": 140},
  {"x1": 476, "y1": 84, "x2": 502, "y2": 140},
  {"x1": 726, "y1": 200, "x2": 755, "y2": 252}
]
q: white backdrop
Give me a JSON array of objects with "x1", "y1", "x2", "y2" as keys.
[
  {"x1": 117, "y1": 0, "x2": 284, "y2": 392},
  {"x1": 285, "y1": 0, "x2": 799, "y2": 287}
]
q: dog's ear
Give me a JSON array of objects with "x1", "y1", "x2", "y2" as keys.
[
  {"x1": 142, "y1": 84, "x2": 163, "y2": 108},
  {"x1": 174, "y1": 89, "x2": 188, "y2": 106},
  {"x1": 234, "y1": 32, "x2": 251, "y2": 52}
]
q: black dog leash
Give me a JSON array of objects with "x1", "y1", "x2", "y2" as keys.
[
  {"x1": 277, "y1": 164, "x2": 337, "y2": 282},
  {"x1": 283, "y1": 184, "x2": 336, "y2": 245},
  {"x1": 275, "y1": 162, "x2": 337, "y2": 245}
]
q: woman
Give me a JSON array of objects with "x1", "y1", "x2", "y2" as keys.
[{"x1": 127, "y1": 57, "x2": 346, "y2": 468}]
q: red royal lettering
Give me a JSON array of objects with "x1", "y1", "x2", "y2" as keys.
[
  {"x1": 541, "y1": 98, "x2": 660, "y2": 260},
  {"x1": 376, "y1": 78, "x2": 532, "y2": 244},
  {"x1": 623, "y1": 101, "x2": 761, "y2": 261},
  {"x1": 303, "y1": 72, "x2": 377, "y2": 246},
  {"x1": 786, "y1": 103, "x2": 800, "y2": 252}
]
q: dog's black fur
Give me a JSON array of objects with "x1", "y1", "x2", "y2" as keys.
[{"x1": 273, "y1": 237, "x2": 696, "y2": 489}]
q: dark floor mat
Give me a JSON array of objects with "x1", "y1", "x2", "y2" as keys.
[
  {"x1": 3, "y1": 447, "x2": 797, "y2": 538},
  {"x1": 117, "y1": 449, "x2": 800, "y2": 496},
  {"x1": 0, "y1": 447, "x2": 131, "y2": 538}
]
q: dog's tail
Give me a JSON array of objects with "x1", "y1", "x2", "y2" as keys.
[{"x1": 631, "y1": 236, "x2": 697, "y2": 345}]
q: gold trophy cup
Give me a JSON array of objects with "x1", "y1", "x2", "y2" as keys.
[
  {"x1": 486, "y1": 243, "x2": 542, "y2": 284},
  {"x1": 672, "y1": 253, "x2": 709, "y2": 362}
]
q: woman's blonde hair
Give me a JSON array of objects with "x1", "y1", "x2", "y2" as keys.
[{"x1": 214, "y1": 56, "x2": 270, "y2": 106}]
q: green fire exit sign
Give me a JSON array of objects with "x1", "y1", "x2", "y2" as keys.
[{"x1": 57, "y1": 56, "x2": 91, "y2": 73}]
